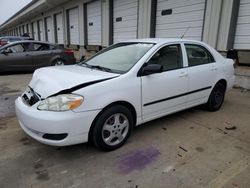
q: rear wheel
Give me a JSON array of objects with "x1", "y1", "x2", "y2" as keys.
[
  {"x1": 53, "y1": 59, "x2": 65, "y2": 66},
  {"x1": 206, "y1": 82, "x2": 226, "y2": 111},
  {"x1": 91, "y1": 105, "x2": 134, "y2": 151}
]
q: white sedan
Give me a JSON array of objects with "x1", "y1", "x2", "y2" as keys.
[{"x1": 15, "y1": 38, "x2": 235, "y2": 151}]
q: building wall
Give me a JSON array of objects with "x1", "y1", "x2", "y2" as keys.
[{"x1": 0, "y1": 0, "x2": 249, "y2": 63}]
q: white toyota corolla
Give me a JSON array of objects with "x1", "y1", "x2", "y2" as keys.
[{"x1": 15, "y1": 38, "x2": 235, "y2": 151}]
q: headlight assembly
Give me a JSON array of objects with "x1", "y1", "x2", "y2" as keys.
[{"x1": 37, "y1": 94, "x2": 84, "y2": 111}]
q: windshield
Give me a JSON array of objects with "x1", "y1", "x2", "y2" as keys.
[{"x1": 79, "y1": 42, "x2": 154, "y2": 74}]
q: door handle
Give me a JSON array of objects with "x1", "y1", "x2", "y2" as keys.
[
  {"x1": 210, "y1": 67, "x2": 217, "y2": 71},
  {"x1": 179, "y1": 72, "x2": 188, "y2": 78}
]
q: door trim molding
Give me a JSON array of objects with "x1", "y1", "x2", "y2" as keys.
[{"x1": 143, "y1": 86, "x2": 212, "y2": 106}]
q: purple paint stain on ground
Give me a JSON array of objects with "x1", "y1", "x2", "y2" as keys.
[{"x1": 117, "y1": 147, "x2": 160, "y2": 174}]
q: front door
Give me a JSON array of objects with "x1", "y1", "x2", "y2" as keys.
[
  {"x1": 0, "y1": 43, "x2": 33, "y2": 72},
  {"x1": 141, "y1": 44, "x2": 188, "y2": 122}
]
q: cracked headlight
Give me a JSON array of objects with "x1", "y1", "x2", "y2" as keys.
[{"x1": 37, "y1": 94, "x2": 83, "y2": 111}]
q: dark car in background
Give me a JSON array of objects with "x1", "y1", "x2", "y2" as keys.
[
  {"x1": 0, "y1": 41, "x2": 76, "y2": 73},
  {"x1": 0, "y1": 36, "x2": 31, "y2": 47}
]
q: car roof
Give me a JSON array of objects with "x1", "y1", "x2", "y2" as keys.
[
  {"x1": 121, "y1": 38, "x2": 207, "y2": 45},
  {"x1": 3, "y1": 40, "x2": 53, "y2": 45},
  {"x1": 0, "y1": 40, "x2": 55, "y2": 50},
  {"x1": 0, "y1": 36, "x2": 28, "y2": 39}
]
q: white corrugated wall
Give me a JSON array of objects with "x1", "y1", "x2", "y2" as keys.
[
  {"x1": 234, "y1": 0, "x2": 250, "y2": 49},
  {"x1": 155, "y1": 0, "x2": 206, "y2": 40},
  {"x1": 113, "y1": 0, "x2": 138, "y2": 43}
]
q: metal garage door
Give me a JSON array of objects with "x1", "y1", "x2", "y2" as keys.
[
  {"x1": 234, "y1": 0, "x2": 250, "y2": 49},
  {"x1": 87, "y1": 0, "x2": 102, "y2": 45},
  {"x1": 22, "y1": 25, "x2": 25, "y2": 34},
  {"x1": 55, "y1": 13, "x2": 64, "y2": 44},
  {"x1": 32, "y1": 22, "x2": 38, "y2": 40},
  {"x1": 45, "y1": 17, "x2": 53, "y2": 42},
  {"x1": 68, "y1": 7, "x2": 80, "y2": 45},
  {"x1": 113, "y1": 0, "x2": 138, "y2": 43},
  {"x1": 19, "y1": 26, "x2": 22, "y2": 36},
  {"x1": 155, "y1": 0, "x2": 206, "y2": 40},
  {"x1": 26, "y1": 24, "x2": 29, "y2": 34},
  {"x1": 38, "y1": 20, "x2": 44, "y2": 41}
]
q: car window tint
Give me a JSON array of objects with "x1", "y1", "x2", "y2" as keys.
[
  {"x1": 33, "y1": 43, "x2": 42, "y2": 51},
  {"x1": 7, "y1": 44, "x2": 25, "y2": 53},
  {"x1": 50, "y1": 45, "x2": 56, "y2": 50},
  {"x1": 185, "y1": 44, "x2": 215, "y2": 66},
  {"x1": 148, "y1": 44, "x2": 183, "y2": 71},
  {"x1": 22, "y1": 43, "x2": 33, "y2": 51},
  {"x1": 33, "y1": 43, "x2": 50, "y2": 51}
]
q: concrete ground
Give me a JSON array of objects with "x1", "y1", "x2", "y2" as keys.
[{"x1": 0, "y1": 73, "x2": 250, "y2": 188}]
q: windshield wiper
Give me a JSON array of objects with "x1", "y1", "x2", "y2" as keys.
[
  {"x1": 90, "y1": 65, "x2": 113, "y2": 72},
  {"x1": 79, "y1": 62, "x2": 116, "y2": 73}
]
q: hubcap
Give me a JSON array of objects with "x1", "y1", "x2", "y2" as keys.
[
  {"x1": 55, "y1": 60, "x2": 64, "y2": 66},
  {"x1": 102, "y1": 113, "x2": 129, "y2": 146}
]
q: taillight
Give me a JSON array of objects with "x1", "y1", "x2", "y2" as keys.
[{"x1": 64, "y1": 48, "x2": 74, "y2": 55}]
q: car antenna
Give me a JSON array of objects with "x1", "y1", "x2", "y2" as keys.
[{"x1": 181, "y1": 27, "x2": 190, "y2": 39}]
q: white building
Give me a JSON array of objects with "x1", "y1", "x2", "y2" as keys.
[{"x1": 0, "y1": 0, "x2": 250, "y2": 63}]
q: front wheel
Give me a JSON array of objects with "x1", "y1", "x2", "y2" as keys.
[
  {"x1": 91, "y1": 105, "x2": 134, "y2": 151},
  {"x1": 206, "y1": 82, "x2": 226, "y2": 111}
]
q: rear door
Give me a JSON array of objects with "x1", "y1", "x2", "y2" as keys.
[
  {"x1": 0, "y1": 43, "x2": 33, "y2": 71},
  {"x1": 141, "y1": 43, "x2": 188, "y2": 122},
  {"x1": 30, "y1": 43, "x2": 52, "y2": 68},
  {"x1": 184, "y1": 43, "x2": 217, "y2": 107}
]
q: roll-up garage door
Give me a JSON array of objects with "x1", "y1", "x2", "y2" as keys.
[
  {"x1": 68, "y1": 7, "x2": 80, "y2": 45},
  {"x1": 113, "y1": 0, "x2": 138, "y2": 43},
  {"x1": 87, "y1": 0, "x2": 102, "y2": 45},
  {"x1": 19, "y1": 26, "x2": 22, "y2": 36},
  {"x1": 155, "y1": 0, "x2": 206, "y2": 40},
  {"x1": 234, "y1": 0, "x2": 250, "y2": 49},
  {"x1": 22, "y1": 25, "x2": 25, "y2": 34},
  {"x1": 26, "y1": 24, "x2": 29, "y2": 34},
  {"x1": 38, "y1": 20, "x2": 44, "y2": 41},
  {"x1": 32, "y1": 22, "x2": 38, "y2": 40},
  {"x1": 55, "y1": 13, "x2": 64, "y2": 44},
  {"x1": 45, "y1": 17, "x2": 53, "y2": 42}
]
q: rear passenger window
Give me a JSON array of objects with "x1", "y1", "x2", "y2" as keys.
[
  {"x1": 148, "y1": 44, "x2": 183, "y2": 71},
  {"x1": 33, "y1": 43, "x2": 50, "y2": 51},
  {"x1": 185, "y1": 44, "x2": 215, "y2": 66}
]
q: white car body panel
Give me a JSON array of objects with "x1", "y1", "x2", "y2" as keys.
[
  {"x1": 15, "y1": 38, "x2": 235, "y2": 146},
  {"x1": 30, "y1": 66, "x2": 119, "y2": 98}
]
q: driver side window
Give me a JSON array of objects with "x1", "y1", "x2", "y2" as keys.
[{"x1": 148, "y1": 44, "x2": 183, "y2": 71}]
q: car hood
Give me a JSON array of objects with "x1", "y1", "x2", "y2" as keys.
[{"x1": 29, "y1": 65, "x2": 120, "y2": 98}]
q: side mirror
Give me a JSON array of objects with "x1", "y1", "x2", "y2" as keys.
[{"x1": 139, "y1": 64, "x2": 163, "y2": 76}]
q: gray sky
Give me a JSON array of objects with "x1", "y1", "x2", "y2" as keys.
[{"x1": 0, "y1": 0, "x2": 32, "y2": 25}]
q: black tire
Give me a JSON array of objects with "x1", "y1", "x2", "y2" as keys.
[
  {"x1": 91, "y1": 105, "x2": 134, "y2": 151},
  {"x1": 52, "y1": 59, "x2": 65, "y2": 66},
  {"x1": 206, "y1": 82, "x2": 226, "y2": 111}
]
